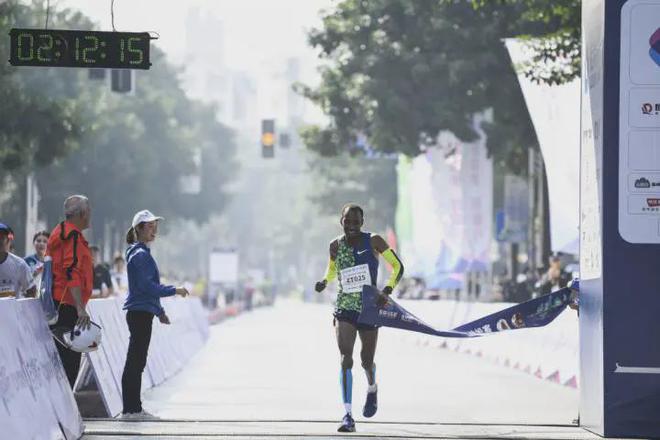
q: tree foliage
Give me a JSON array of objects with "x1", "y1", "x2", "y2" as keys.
[
  {"x1": 297, "y1": 0, "x2": 537, "y2": 173},
  {"x1": 35, "y1": 49, "x2": 238, "y2": 230},
  {"x1": 469, "y1": 0, "x2": 580, "y2": 85},
  {"x1": 0, "y1": 1, "x2": 238, "y2": 246},
  {"x1": 0, "y1": 2, "x2": 81, "y2": 172},
  {"x1": 307, "y1": 155, "x2": 397, "y2": 233}
]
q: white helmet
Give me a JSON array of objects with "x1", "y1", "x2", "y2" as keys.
[{"x1": 53, "y1": 322, "x2": 102, "y2": 353}]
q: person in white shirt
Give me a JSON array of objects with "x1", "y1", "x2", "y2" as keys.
[
  {"x1": 0, "y1": 223, "x2": 36, "y2": 298},
  {"x1": 111, "y1": 253, "x2": 129, "y2": 293}
]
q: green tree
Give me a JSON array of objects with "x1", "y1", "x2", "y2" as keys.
[
  {"x1": 306, "y1": 155, "x2": 397, "y2": 234},
  {"x1": 0, "y1": 1, "x2": 238, "y2": 253},
  {"x1": 0, "y1": 1, "x2": 81, "y2": 173},
  {"x1": 297, "y1": 0, "x2": 537, "y2": 174},
  {"x1": 36, "y1": 48, "x2": 238, "y2": 234},
  {"x1": 469, "y1": 0, "x2": 580, "y2": 85}
]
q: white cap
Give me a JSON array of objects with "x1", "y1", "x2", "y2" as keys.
[{"x1": 131, "y1": 209, "x2": 164, "y2": 228}]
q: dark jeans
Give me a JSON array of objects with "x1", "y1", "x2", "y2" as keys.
[
  {"x1": 51, "y1": 302, "x2": 81, "y2": 388},
  {"x1": 121, "y1": 310, "x2": 154, "y2": 414}
]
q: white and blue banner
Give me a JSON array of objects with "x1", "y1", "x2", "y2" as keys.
[{"x1": 358, "y1": 285, "x2": 571, "y2": 338}]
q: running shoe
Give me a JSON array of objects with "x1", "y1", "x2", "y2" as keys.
[
  {"x1": 118, "y1": 410, "x2": 159, "y2": 420},
  {"x1": 337, "y1": 413, "x2": 356, "y2": 432},
  {"x1": 363, "y1": 386, "x2": 378, "y2": 418}
]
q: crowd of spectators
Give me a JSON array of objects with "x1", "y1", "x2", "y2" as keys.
[
  {"x1": 0, "y1": 222, "x2": 130, "y2": 301},
  {"x1": 499, "y1": 255, "x2": 575, "y2": 303},
  {"x1": 393, "y1": 254, "x2": 576, "y2": 304}
]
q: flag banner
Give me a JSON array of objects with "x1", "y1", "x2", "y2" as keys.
[{"x1": 358, "y1": 285, "x2": 572, "y2": 338}]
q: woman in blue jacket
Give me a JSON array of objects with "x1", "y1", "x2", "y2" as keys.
[{"x1": 120, "y1": 210, "x2": 189, "y2": 418}]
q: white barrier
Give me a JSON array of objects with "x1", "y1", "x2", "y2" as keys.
[
  {"x1": 398, "y1": 299, "x2": 579, "y2": 388},
  {"x1": 0, "y1": 294, "x2": 209, "y2": 439},
  {"x1": 86, "y1": 296, "x2": 209, "y2": 417},
  {"x1": 0, "y1": 298, "x2": 84, "y2": 440}
]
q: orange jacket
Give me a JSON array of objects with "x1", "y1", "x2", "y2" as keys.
[{"x1": 47, "y1": 221, "x2": 93, "y2": 307}]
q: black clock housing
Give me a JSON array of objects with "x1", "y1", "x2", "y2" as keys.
[{"x1": 9, "y1": 28, "x2": 151, "y2": 70}]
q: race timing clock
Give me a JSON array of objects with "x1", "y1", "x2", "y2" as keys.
[{"x1": 9, "y1": 28, "x2": 151, "y2": 69}]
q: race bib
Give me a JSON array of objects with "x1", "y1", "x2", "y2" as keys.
[
  {"x1": 340, "y1": 264, "x2": 372, "y2": 293},
  {"x1": 0, "y1": 284, "x2": 16, "y2": 298}
]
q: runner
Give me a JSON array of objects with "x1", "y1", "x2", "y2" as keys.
[{"x1": 315, "y1": 204, "x2": 404, "y2": 433}]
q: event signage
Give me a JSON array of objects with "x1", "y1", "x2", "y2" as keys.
[{"x1": 618, "y1": 3, "x2": 660, "y2": 242}]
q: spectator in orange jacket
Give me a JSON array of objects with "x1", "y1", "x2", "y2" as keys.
[{"x1": 47, "y1": 195, "x2": 93, "y2": 388}]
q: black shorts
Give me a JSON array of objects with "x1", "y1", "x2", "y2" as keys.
[{"x1": 333, "y1": 308, "x2": 379, "y2": 331}]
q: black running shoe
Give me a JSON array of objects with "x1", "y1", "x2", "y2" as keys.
[
  {"x1": 363, "y1": 387, "x2": 378, "y2": 418},
  {"x1": 337, "y1": 413, "x2": 356, "y2": 432}
]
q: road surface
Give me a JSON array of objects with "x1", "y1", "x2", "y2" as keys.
[{"x1": 84, "y1": 299, "x2": 588, "y2": 439}]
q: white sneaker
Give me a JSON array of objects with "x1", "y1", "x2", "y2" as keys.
[
  {"x1": 117, "y1": 412, "x2": 140, "y2": 420},
  {"x1": 139, "y1": 410, "x2": 159, "y2": 420},
  {"x1": 118, "y1": 410, "x2": 159, "y2": 420}
]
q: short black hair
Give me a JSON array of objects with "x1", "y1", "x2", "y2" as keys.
[
  {"x1": 32, "y1": 230, "x2": 50, "y2": 242},
  {"x1": 341, "y1": 203, "x2": 364, "y2": 219}
]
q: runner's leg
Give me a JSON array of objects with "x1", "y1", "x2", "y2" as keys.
[
  {"x1": 359, "y1": 327, "x2": 378, "y2": 385},
  {"x1": 336, "y1": 319, "x2": 357, "y2": 414},
  {"x1": 336, "y1": 319, "x2": 358, "y2": 431},
  {"x1": 359, "y1": 327, "x2": 379, "y2": 418}
]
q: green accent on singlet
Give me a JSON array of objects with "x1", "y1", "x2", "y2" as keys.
[{"x1": 335, "y1": 238, "x2": 362, "y2": 312}]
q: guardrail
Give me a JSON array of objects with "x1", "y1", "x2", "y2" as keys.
[
  {"x1": 0, "y1": 298, "x2": 84, "y2": 440},
  {"x1": 85, "y1": 295, "x2": 209, "y2": 417},
  {"x1": 0, "y1": 295, "x2": 210, "y2": 439},
  {"x1": 398, "y1": 299, "x2": 579, "y2": 388}
]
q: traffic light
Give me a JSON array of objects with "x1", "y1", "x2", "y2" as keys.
[
  {"x1": 261, "y1": 119, "x2": 275, "y2": 158},
  {"x1": 279, "y1": 132, "x2": 291, "y2": 149},
  {"x1": 111, "y1": 69, "x2": 134, "y2": 93},
  {"x1": 88, "y1": 68, "x2": 107, "y2": 81}
]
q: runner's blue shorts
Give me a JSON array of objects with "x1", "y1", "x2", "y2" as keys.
[{"x1": 334, "y1": 308, "x2": 379, "y2": 331}]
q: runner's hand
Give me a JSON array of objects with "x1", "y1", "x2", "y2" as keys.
[
  {"x1": 376, "y1": 287, "x2": 392, "y2": 307},
  {"x1": 175, "y1": 287, "x2": 189, "y2": 297},
  {"x1": 158, "y1": 313, "x2": 171, "y2": 325},
  {"x1": 315, "y1": 280, "x2": 327, "y2": 293},
  {"x1": 76, "y1": 308, "x2": 91, "y2": 330}
]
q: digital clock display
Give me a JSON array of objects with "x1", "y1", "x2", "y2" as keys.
[{"x1": 9, "y1": 28, "x2": 151, "y2": 70}]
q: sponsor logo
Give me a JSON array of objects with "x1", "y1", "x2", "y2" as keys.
[
  {"x1": 635, "y1": 177, "x2": 652, "y2": 188},
  {"x1": 357, "y1": 249, "x2": 368, "y2": 255},
  {"x1": 400, "y1": 313, "x2": 418, "y2": 324},
  {"x1": 646, "y1": 198, "x2": 660, "y2": 207},
  {"x1": 641, "y1": 103, "x2": 660, "y2": 115},
  {"x1": 649, "y1": 28, "x2": 660, "y2": 67},
  {"x1": 467, "y1": 324, "x2": 493, "y2": 336},
  {"x1": 378, "y1": 309, "x2": 397, "y2": 320},
  {"x1": 511, "y1": 313, "x2": 525, "y2": 329}
]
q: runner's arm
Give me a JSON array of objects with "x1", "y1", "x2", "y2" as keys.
[
  {"x1": 323, "y1": 259, "x2": 337, "y2": 283},
  {"x1": 371, "y1": 235, "x2": 404, "y2": 294},
  {"x1": 324, "y1": 240, "x2": 339, "y2": 283},
  {"x1": 316, "y1": 241, "x2": 338, "y2": 292},
  {"x1": 382, "y1": 249, "x2": 404, "y2": 290}
]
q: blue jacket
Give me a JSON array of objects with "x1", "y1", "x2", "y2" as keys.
[{"x1": 123, "y1": 242, "x2": 175, "y2": 316}]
